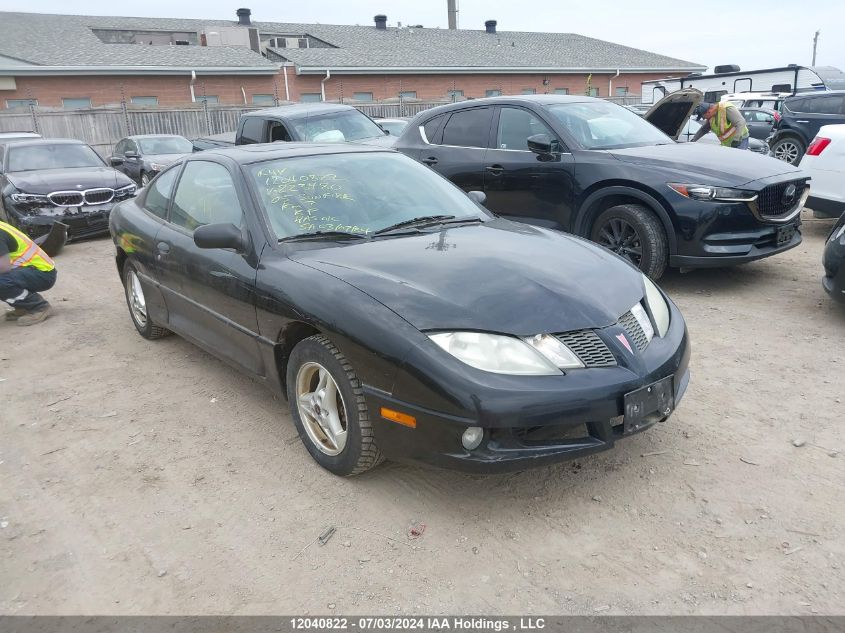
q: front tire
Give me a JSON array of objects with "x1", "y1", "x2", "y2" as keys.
[
  {"x1": 286, "y1": 334, "x2": 384, "y2": 476},
  {"x1": 591, "y1": 204, "x2": 668, "y2": 279},
  {"x1": 772, "y1": 137, "x2": 805, "y2": 165},
  {"x1": 122, "y1": 261, "x2": 170, "y2": 339},
  {"x1": 140, "y1": 171, "x2": 151, "y2": 187}
]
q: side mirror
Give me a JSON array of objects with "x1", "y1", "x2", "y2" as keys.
[
  {"x1": 467, "y1": 190, "x2": 487, "y2": 205},
  {"x1": 527, "y1": 134, "x2": 560, "y2": 156},
  {"x1": 193, "y1": 223, "x2": 245, "y2": 252},
  {"x1": 109, "y1": 156, "x2": 124, "y2": 166}
]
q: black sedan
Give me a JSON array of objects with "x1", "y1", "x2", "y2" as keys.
[
  {"x1": 109, "y1": 134, "x2": 193, "y2": 186},
  {"x1": 1, "y1": 139, "x2": 136, "y2": 240},
  {"x1": 109, "y1": 144, "x2": 690, "y2": 476},
  {"x1": 823, "y1": 212, "x2": 845, "y2": 303}
]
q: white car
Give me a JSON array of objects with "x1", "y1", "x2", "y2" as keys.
[{"x1": 800, "y1": 124, "x2": 845, "y2": 219}]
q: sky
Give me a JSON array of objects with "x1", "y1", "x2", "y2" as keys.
[{"x1": 5, "y1": 0, "x2": 844, "y2": 72}]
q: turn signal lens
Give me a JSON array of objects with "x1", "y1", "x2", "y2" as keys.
[
  {"x1": 806, "y1": 137, "x2": 831, "y2": 157},
  {"x1": 380, "y1": 407, "x2": 416, "y2": 428}
]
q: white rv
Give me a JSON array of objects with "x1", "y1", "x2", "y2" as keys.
[{"x1": 641, "y1": 65, "x2": 845, "y2": 105}]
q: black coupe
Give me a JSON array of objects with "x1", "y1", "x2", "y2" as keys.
[{"x1": 109, "y1": 144, "x2": 691, "y2": 476}]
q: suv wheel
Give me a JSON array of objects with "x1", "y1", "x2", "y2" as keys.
[
  {"x1": 772, "y1": 137, "x2": 805, "y2": 165},
  {"x1": 591, "y1": 204, "x2": 668, "y2": 279}
]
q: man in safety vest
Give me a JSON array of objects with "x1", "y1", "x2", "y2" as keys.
[
  {"x1": 0, "y1": 221, "x2": 57, "y2": 326},
  {"x1": 691, "y1": 101, "x2": 750, "y2": 149}
]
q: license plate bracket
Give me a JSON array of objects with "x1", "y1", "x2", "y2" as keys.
[
  {"x1": 776, "y1": 224, "x2": 796, "y2": 246},
  {"x1": 623, "y1": 376, "x2": 674, "y2": 434}
]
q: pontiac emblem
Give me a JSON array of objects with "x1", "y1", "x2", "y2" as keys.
[
  {"x1": 781, "y1": 183, "x2": 797, "y2": 205},
  {"x1": 616, "y1": 333, "x2": 633, "y2": 354}
]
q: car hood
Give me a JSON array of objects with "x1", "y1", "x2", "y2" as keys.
[
  {"x1": 608, "y1": 142, "x2": 800, "y2": 186},
  {"x1": 288, "y1": 219, "x2": 644, "y2": 335},
  {"x1": 644, "y1": 88, "x2": 703, "y2": 140},
  {"x1": 6, "y1": 167, "x2": 133, "y2": 194},
  {"x1": 144, "y1": 152, "x2": 190, "y2": 165}
]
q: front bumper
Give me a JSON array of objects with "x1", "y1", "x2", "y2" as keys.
[
  {"x1": 364, "y1": 303, "x2": 691, "y2": 473},
  {"x1": 6, "y1": 203, "x2": 117, "y2": 241}
]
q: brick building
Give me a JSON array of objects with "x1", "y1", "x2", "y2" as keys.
[{"x1": 0, "y1": 9, "x2": 706, "y2": 109}]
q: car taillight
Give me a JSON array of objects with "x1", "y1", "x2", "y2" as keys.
[
  {"x1": 806, "y1": 137, "x2": 831, "y2": 156},
  {"x1": 773, "y1": 112, "x2": 781, "y2": 122}
]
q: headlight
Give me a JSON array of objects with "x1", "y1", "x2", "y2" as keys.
[
  {"x1": 429, "y1": 332, "x2": 567, "y2": 375},
  {"x1": 150, "y1": 162, "x2": 167, "y2": 171},
  {"x1": 10, "y1": 192, "x2": 49, "y2": 204},
  {"x1": 114, "y1": 183, "x2": 137, "y2": 198},
  {"x1": 668, "y1": 183, "x2": 757, "y2": 202},
  {"x1": 642, "y1": 274, "x2": 670, "y2": 338}
]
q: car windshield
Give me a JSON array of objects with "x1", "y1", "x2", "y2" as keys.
[
  {"x1": 137, "y1": 137, "x2": 192, "y2": 154},
  {"x1": 545, "y1": 101, "x2": 672, "y2": 149},
  {"x1": 290, "y1": 110, "x2": 385, "y2": 142},
  {"x1": 249, "y1": 152, "x2": 486, "y2": 239},
  {"x1": 7, "y1": 143, "x2": 104, "y2": 172}
]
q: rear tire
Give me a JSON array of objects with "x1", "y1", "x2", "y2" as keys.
[
  {"x1": 772, "y1": 136, "x2": 805, "y2": 165},
  {"x1": 122, "y1": 261, "x2": 170, "y2": 340},
  {"x1": 591, "y1": 204, "x2": 668, "y2": 279},
  {"x1": 287, "y1": 334, "x2": 384, "y2": 476}
]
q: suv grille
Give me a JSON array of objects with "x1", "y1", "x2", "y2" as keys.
[
  {"x1": 618, "y1": 310, "x2": 650, "y2": 352},
  {"x1": 556, "y1": 330, "x2": 616, "y2": 367},
  {"x1": 755, "y1": 179, "x2": 808, "y2": 220}
]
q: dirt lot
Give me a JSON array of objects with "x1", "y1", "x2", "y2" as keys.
[{"x1": 1, "y1": 211, "x2": 843, "y2": 616}]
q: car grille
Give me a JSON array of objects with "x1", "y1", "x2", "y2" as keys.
[
  {"x1": 556, "y1": 330, "x2": 617, "y2": 367},
  {"x1": 47, "y1": 188, "x2": 115, "y2": 207},
  {"x1": 618, "y1": 310, "x2": 650, "y2": 352},
  {"x1": 754, "y1": 179, "x2": 808, "y2": 220}
]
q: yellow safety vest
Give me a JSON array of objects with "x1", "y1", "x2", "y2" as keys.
[
  {"x1": 0, "y1": 221, "x2": 55, "y2": 272},
  {"x1": 710, "y1": 102, "x2": 749, "y2": 147}
]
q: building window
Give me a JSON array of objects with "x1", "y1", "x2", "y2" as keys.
[
  {"x1": 553, "y1": 88, "x2": 569, "y2": 95},
  {"x1": 5, "y1": 99, "x2": 37, "y2": 109},
  {"x1": 131, "y1": 96, "x2": 158, "y2": 106},
  {"x1": 62, "y1": 97, "x2": 92, "y2": 109},
  {"x1": 353, "y1": 92, "x2": 374, "y2": 102},
  {"x1": 252, "y1": 94, "x2": 276, "y2": 106},
  {"x1": 485, "y1": 89, "x2": 502, "y2": 97},
  {"x1": 300, "y1": 93, "x2": 322, "y2": 103},
  {"x1": 399, "y1": 91, "x2": 417, "y2": 100},
  {"x1": 587, "y1": 87, "x2": 599, "y2": 97},
  {"x1": 196, "y1": 95, "x2": 219, "y2": 104},
  {"x1": 521, "y1": 88, "x2": 536, "y2": 95},
  {"x1": 447, "y1": 89, "x2": 464, "y2": 100},
  {"x1": 615, "y1": 86, "x2": 629, "y2": 96}
]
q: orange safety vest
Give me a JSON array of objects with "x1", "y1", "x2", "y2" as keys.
[{"x1": 0, "y1": 221, "x2": 55, "y2": 272}]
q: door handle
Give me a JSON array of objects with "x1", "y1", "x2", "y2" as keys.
[
  {"x1": 796, "y1": 120, "x2": 809, "y2": 123},
  {"x1": 422, "y1": 156, "x2": 438, "y2": 166},
  {"x1": 485, "y1": 164, "x2": 504, "y2": 175}
]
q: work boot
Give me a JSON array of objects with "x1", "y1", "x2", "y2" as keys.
[
  {"x1": 4, "y1": 308, "x2": 27, "y2": 321},
  {"x1": 16, "y1": 304, "x2": 53, "y2": 327}
]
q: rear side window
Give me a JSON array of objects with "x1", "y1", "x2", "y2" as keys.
[
  {"x1": 785, "y1": 98, "x2": 810, "y2": 113},
  {"x1": 422, "y1": 114, "x2": 446, "y2": 143},
  {"x1": 441, "y1": 108, "x2": 492, "y2": 148},
  {"x1": 144, "y1": 166, "x2": 179, "y2": 219},
  {"x1": 807, "y1": 95, "x2": 845, "y2": 115},
  {"x1": 239, "y1": 117, "x2": 265, "y2": 145}
]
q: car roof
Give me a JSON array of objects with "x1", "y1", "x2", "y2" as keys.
[
  {"x1": 197, "y1": 142, "x2": 392, "y2": 164},
  {"x1": 241, "y1": 103, "x2": 356, "y2": 120},
  {"x1": 1, "y1": 138, "x2": 88, "y2": 149},
  {"x1": 785, "y1": 90, "x2": 845, "y2": 100},
  {"x1": 126, "y1": 134, "x2": 188, "y2": 140},
  {"x1": 410, "y1": 94, "x2": 600, "y2": 118},
  {"x1": 0, "y1": 131, "x2": 40, "y2": 138}
]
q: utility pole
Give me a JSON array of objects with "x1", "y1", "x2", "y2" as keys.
[{"x1": 812, "y1": 30, "x2": 820, "y2": 66}]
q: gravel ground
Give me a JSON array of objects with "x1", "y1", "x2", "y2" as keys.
[{"x1": 1, "y1": 211, "x2": 843, "y2": 615}]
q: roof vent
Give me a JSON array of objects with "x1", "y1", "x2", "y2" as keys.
[
  {"x1": 374, "y1": 15, "x2": 387, "y2": 30},
  {"x1": 485, "y1": 20, "x2": 497, "y2": 34},
  {"x1": 236, "y1": 8, "x2": 251, "y2": 26}
]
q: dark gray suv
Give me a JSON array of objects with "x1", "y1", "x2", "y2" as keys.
[{"x1": 768, "y1": 91, "x2": 845, "y2": 164}]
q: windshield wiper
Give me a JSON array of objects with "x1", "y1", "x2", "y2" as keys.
[
  {"x1": 373, "y1": 215, "x2": 457, "y2": 235},
  {"x1": 280, "y1": 231, "x2": 370, "y2": 242}
]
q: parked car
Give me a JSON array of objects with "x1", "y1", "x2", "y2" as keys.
[
  {"x1": 823, "y1": 211, "x2": 845, "y2": 303},
  {"x1": 678, "y1": 118, "x2": 771, "y2": 155},
  {"x1": 235, "y1": 103, "x2": 394, "y2": 147},
  {"x1": 109, "y1": 134, "x2": 193, "y2": 186},
  {"x1": 373, "y1": 117, "x2": 410, "y2": 136},
  {"x1": 394, "y1": 92, "x2": 808, "y2": 279},
  {"x1": 192, "y1": 131, "x2": 236, "y2": 152},
  {"x1": 1, "y1": 138, "x2": 136, "y2": 240},
  {"x1": 768, "y1": 91, "x2": 845, "y2": 165},
  {"x1": 0, "y1": 131, "x2": 41, "y2": 143},
  {"x1": 800, "y1": 124, "x2": 845, "y2": 219},
  {"x1": 110, "y1": 144, "x2": 691, "y2": 475},
  {"x1": 723, "y1": 91, "x2": 790, "y2": 111},
  {"x1": 739, "y1": 107, "x2": 780, "y2": 140}
]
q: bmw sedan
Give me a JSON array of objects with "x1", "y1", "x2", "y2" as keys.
[{"x1": 110, "y1": 144, "x2": 690, "y2": 476}]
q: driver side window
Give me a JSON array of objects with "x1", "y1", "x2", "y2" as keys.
[
  {"x1": 170, "y1": 161, "x2": 244, "y2": 231},
  {"x1": 497, "y1": 107, "x2": 555, "y2": 150}
]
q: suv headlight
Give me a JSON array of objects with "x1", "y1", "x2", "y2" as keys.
[
  {"x1": 429, "y1": 331, "x2": 584, "y2": 375},
  {"x1": 642, "y1": 274, "x2": 670, "y2": 337},
  {"x1": 668, "y1": 183, "x2": 757, "y2": 202},
  {"x1": 114, "y1": 183, "x2": 137, "y2": 198},
  {"x1": 10, "y1": 192, "x2": 49, "y2": 204}
]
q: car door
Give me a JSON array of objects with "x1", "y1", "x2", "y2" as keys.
[
  {"x1": 418, "y1": 106, "x2": 493, "y2": 192},
  {"x1": 482, "y1": 105, "x2": 576, "y2": 230},
  {"x1": 742, "y1": 110, "x2": 774, "y2": 140},
  {"x1": 790, "y1": 95, "x2": 845, "y2": 145},
  {"x1": 123, "y1": 139, "x2": 142, "y2": 182},
  {"x1": 154, "y1": 159, "x2": 264, "y2": 376},
  {"x1": 110, "y1": 139, "x2": 128, "y2": 176}
]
